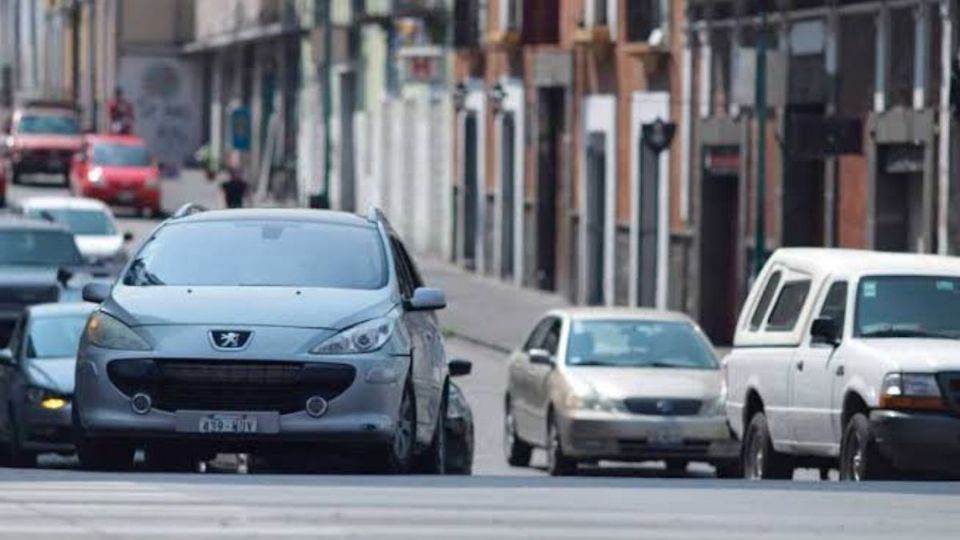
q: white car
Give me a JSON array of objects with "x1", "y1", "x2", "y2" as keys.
[
  {"x1": 725, "y1": 248, "x2": 960, "y2": 481},
  {"x1": 14, "y1": 196, "x2": 131, "y2": 265}
]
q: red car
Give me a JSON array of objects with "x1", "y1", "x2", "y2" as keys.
[
  {"x1": 3, "y1": 104, "x2": 83, "y2": 188},
  {"x1": 70, "y1": 134, "x2": 161, "y2": 217}
]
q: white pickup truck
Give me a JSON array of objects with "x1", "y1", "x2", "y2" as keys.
[{"x1": 724, "y1": 248, "x2": 960, "y2": 480}]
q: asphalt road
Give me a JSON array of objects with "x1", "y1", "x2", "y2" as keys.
[{"x1": 5, "y1": 175, "x2": 960, "y2": 539}]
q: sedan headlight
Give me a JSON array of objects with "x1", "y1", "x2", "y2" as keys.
[
  {"x1": 879, "y1": 373, "x2": 947, "y2": 411},
  {"x1": 311, "y1": 316, "x2": 396, "y2": 355},
  {"x1": 85, "y1": 311, "x2": 152, "y2": 351},
  {"x1": 565, "y1": 385, "x2": 622, "y2": 413},
  {"x1": 26, "y1": 387, "x2": 69, "y2": 410},
  {"x1": 88, "y1": 166, "x2": 104, "y2": 184},
  {"x1": 700, "y1": 396, "x2": 726, "y2": 416}
]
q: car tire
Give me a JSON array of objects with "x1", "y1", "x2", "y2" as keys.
[
  {"x1": 742, "y1": 412, "x2": 793, "y2": 480},
  {"x1": 73, "y1": 407, "x2": 135, "y2": 471},
  {"x1": 503, "y1": 399, "x2": 532, "y2": 467},
  {"x1": 7, "y1": 413, "x2": 36, "y2": 469},
  {"x1": 546, "y1": 414, "x2": 577, "y2": 477},
  {"x1": 375, "y1": 383, "x2": 416, "y2": 474},
  {"x1": 417, "y1": 386, "x2": 448, "y2": 474},
  {"x1": 839, "y1": 413, "x2": 893, "y2": 481}
]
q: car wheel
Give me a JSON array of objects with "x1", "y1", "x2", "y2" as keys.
[
  {"x1": 417, "y1": 387, "x2": 447, "y2": 474},
  {"x1": 503, "y1": 399, "x2": 532, "y2": 467},
  {"x1": 546, "y1": 415, "x2": 576, "y2": 477},
  {"x1": 375, "y1": 383, "x2": 416, "y2": 474},
  {"x1": 73, "y1": 407, "x2": 135, "y2": 471},
  {"x1": 742, "y1": 412, "x2": 793, "y2": 480},
  {"x1": 840, "y1": 413, "x2": 893, "y2": 481},
  {"x1": 7, "y1": 414, "x2": 36, "y2": 468}
]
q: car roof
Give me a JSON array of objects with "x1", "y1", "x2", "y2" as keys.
[
  {"x1": 547, "y1": 307, "x2": 695, "y2": 324},
  {"x1": 175, "y1": 208, "x2": 376, "y2": 229},
  {"x1": 85, "y1": 134, "x2": 146, "y2": 145},
  {"x1": 0, "y1": 214, "x2": 71, "y2": 233},
  {"x1": 768, "y1": 248, "x2": 960, "y2": 277},
  {"x1": 18, "y1": 196, "x2": 111, "y2": 212},
  {"x1": 27, "y1": 302, "x2": 95, "y2": 318}
]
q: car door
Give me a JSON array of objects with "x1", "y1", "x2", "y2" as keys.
[
  {"x1": 511, "y1": 318, "x2": 553, "y2": 441},
  {"x1": 790, "y1": 280, "x2": 847, "y2": 454},
  {"x1": 527, "y1": 316, "x2": 562, "y2": 446}
]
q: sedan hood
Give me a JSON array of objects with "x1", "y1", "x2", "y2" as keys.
[
  {"x1": 75, "y1": 235, "x2": 124, "y2": 260},
  {"x1": 109, "y1": 285, "x2": 397, "y2": 330},
  {"x1": 849, "y1": 338, "x2": 960, "y2": 371},
  {"x1": 26, "y1": 358, "x2": 76, "y2": 395},
  {"x1": 567, "y1": 367, "x2": 724, "y2": 401}
]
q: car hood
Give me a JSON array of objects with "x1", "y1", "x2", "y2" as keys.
[
  {"x1": 849, "y1": 338, "x2": 960, "y2": 371},
  {"x1": 565, "y1": 367, "x2": 724, "y2": 400},
  {"x1": 14, "y1": 135, "x2": 83, "y2": 151},
  {"x1": 26, "y1": 357, "x2": 75, "y2": 395},
  {"x1": 108, "y1": 285, "x2": 397, "y2": 330},
  {"x1": 0, "y1": 265, "x2": 60, "y2": 287},
  {"x1": 75, "y1": 235, "x2": 124, "y2": 260}
]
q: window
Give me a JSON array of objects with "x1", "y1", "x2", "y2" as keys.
[
  {"x1": 17, "y1": 114, "x2": 80, "y2": 135},
  {"x1": 566, "y1": 319, "x2": 717, "y2": 369},
  {"x1": 541, "y1": 319, "x2": 562, "y2": 355},
  {"x1": 855, "y1": 276, "x2": 960, "y2": 339},
  {"x1": 453, "y1": 0, "x2": 483, "y2": 48},
  {"x1": 26, "y1": 208, "x2": 117, "y2": 236},
  {"x1": 92, "y1": 143, "x2": 151, "y2": 167},
  {"x1": 815, "y1": 281, "x2": 848, "y2": 337},
  {"x1": 766, "y1": 280, "x2": 812, "y2": 332},
  {"x1": 584, "y1": 0, "x2": 609, "y2": 26},
  {"x1": 0, "y1": 230, "x2": 83, "y2": 266},
  {"x1": 502, "y1": 0, "x2": 522, "y2": 31},
  {"x1": 524, "y1": 317, "x2": 559, "y2": 352},
  {"x1": 27, "y1": 313, "x2": 90, "y2": 359},
  {"x1": 749, "y1": 270, "x2": 782, "y2": 331},
  {"x1": 625, "y1": 0, "x2": 662, "y2": 42},
  {"x1": 390, "y1": 238, "x2": 415, "y2": 298}
]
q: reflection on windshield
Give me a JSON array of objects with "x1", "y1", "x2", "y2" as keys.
[
  {"x1": 92, "y1": 143, "x2": 151, "y2": 167},
  {"x1": 17, "y1": 115, "x2": 80, "y2": 135},
  {"x1": 566, "y1": 320, "x2": 718, "y2": 369},
  {"x1": 0, "y1": 230, "x2": 83, "y2": 266},
  {"x1": 26, "y1": 209, "x2": 116, "y2": 236},
  {"x1": 27, "y1": 314, "x2": 90, "y2": 359},
  {"x1": 856, "y1": 276, "x2": 960, "y2": 339}
]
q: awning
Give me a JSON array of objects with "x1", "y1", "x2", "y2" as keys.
[{"x1": 181, "y1": 23, "x2": 303, "y2": 54}]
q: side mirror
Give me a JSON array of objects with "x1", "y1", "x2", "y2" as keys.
[
  {"x1": 82, "y1": 282, "x2": 111, "y2": 303},
  {"x1": 123, "y1": 231, "x2": 134, "y2": 242},
  {"x1": 407, "y1": 287, "x2": 447, "y2": 311},
  {"x1": 0, "y1": 348, "x2": 13, "y2": 366},
  {"x1": 449, "y1": 358, "x2": 472, "y2": 377},
  {"x1": 56, "y1": 267, "x2": 74, "y2": 287},
  {"x1": 811, "y1": 317, "x2": 840, "y2": 346},
  {"x1": 528, "y1": 348, "x2": 554, "y2": 366}
]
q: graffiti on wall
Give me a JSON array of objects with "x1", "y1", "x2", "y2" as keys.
[{"x1": 119, "y1": 56, "x2": 202, "y2": 174}]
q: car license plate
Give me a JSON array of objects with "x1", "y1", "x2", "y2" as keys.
[
  {"x1": 649, "y1": 426, "x2": 683, "y2": 446},
  {"x1": 198, "y1": 414, "x2": 258, "y2": 434}
]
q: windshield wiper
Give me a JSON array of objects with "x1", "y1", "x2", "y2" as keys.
[
  {"x1": 861, "y1": 328, "x2": 956, "y2": 339},
  {"x1": 569, "y1": 359, "x2": 617, "y2": 367}
]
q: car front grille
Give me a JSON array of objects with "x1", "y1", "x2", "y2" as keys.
[
  {"x1": 618, "y1": 439, "x2": 711, "y2": 455},
  {"x1": 622, "y1": 398, "x2": 702, "y2": 416},
  {"x1": 938, "y1": 372, "x2": 960, "y2": 414},
  {"x1": 107, "y1": 359, "x2": 356, "y2": 414}
]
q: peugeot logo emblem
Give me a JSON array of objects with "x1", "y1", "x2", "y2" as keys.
[
  {"x1": 209, "y1": 330, "x2": 253, "y2": 351},
  {"x1": 656, "y1": 400, "x2": 673, "y2": 414}
]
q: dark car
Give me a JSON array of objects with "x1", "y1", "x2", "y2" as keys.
[
  {"x1": 445, "y1": 368, "x2": 474, "y2": 474},
  {"x1": 0, "y1": 215, "x2": 89, "y2": 347},
  {"x1": 0, "y1": 302, "x2": 93, "y2": 467}
]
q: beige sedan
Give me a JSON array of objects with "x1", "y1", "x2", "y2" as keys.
[{"x1": 503, "y1": 308, "x2": 741, "y2": 476}]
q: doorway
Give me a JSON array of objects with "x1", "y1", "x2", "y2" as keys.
[
  {"x1": 875, "y1": 145, "x2": 924, "y2": 252},
  {"x1": 500, "y1": 112, "x2": 516, "y2": 280},
  {"x1": 699, "y1": 155, "x2": 741, "y2": 345},
  {"x1": 536, "y1": 88, "x2": 564, "y2": 291},
  {"x1": 585, "y1": 132, "x2": 607, "y2": 305},
  {"x1": 463, "y1": 111, "x2": 479, "y2": 267}
]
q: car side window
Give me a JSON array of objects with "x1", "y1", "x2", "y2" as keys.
[
  {"x1": 816, "y1": 281, "x2": 848, "y2": 336},
  {"x1": 541, "y1": 319, "x2": 562, "y2": 356},
  {"x1": 396, "y1": 241, "x2": 425, "y2": 288},
  {"x1": 523, "y1": 318, "x2": 554, "y2": 351},
  {"x1": 390, "y1": 238, "x2": 415, "y2": 298},
  {"x1": 749, "y1": 270, "x2": 782, "y2": 331},
  {"x1": 6, "y1": 316, "x2": 23, "y2": 360},
  {"x1": 766, "y1": 280, "x2": 812, "y2": 332}
]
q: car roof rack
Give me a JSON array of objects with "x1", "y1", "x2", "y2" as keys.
[{"x1": 171, "y1": 203, "x2": 208, "y2": 219}]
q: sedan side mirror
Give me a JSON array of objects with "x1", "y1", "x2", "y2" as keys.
[
  {"x1": 811, "y1": 317, "x2": 840, "y2": 346},
  {"x1": 528, "y1": 348, "x2": 554, "y2": 366},
  {"x1": 123, "y1": 231, "x2": 134, "y2": 242},
  {"x1": 82, "y1": 282, "x2": 111, "y2": 303},
  {"x1": 449, "y1": 358, "x2": 472, "y2": 377},
  {"x1": 0, "y1": 348, "x2": 14, "y2": 366},
  {"x1": 407, "y1": 287, "x2": 446, "y2": 311}
]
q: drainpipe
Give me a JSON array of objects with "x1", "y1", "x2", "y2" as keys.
[
  {"x1": 938, "y1": 0, "x2": 955, "y2": 254},
  {"x1": 753, "y1": 1, "x2": 768, "y2": 277},
  {"x1": 320, "y1": 1, "x2": 332, "y2": 209}
]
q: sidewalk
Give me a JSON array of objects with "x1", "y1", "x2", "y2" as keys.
[{"x1": 419, "y1": 258, "x2": 569, "y2": 353}]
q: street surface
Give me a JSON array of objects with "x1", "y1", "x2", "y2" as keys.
[{"x1": 3, "y1": 173, "x2": 960, "y2": 538}]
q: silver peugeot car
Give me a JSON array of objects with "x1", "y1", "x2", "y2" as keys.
[{"x1": 74, "y1": 205, "x2": 451, "y2": 473}]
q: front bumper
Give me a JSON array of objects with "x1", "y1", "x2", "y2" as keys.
[
  {"x1": 557, "y1": 411, "x2": 740, "y2": 463},
  {"x1": 12, "y1": 151, "x2": 72, "y2": 173},
  {"x1": 75, "y1": 349, "x2": 411, "y2": 449},
  {"x1": 870, "y1": 409, "x2": 960, "y2": 476},
  {"x1": 81, "y1": 184, "x2": 160, "y2": 210},
  {"x1": 20, "y1": 402, "x2": 74, "y2": 453}
]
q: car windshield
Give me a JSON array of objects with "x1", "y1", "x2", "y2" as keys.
[
  {"x1": 855, "y1": 276, "x2": 960, "y2": 339},
  {"x1": 0, "y1": 230, "x2": 83, "y2": 266},
  {"x1": 27, "y1": 313, "x2": 90, "y2": 359},
  {"x1": 92, "y1": 143, "x2": 151, "y2": 167},
  {"x1": 123, "y1": 220, "x2": 388, "y2": 289},
  {"x1": 17, "y1": 114, "x2": 80, "y2": 135},
  {"x1": 25, "y1": 209, "x2": 116, "y2": 236},
  {"x1": 566, "y1": 320, "x2": 718, "y2": 369}
]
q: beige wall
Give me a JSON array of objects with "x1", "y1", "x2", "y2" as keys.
[
  {"x1": 195, "y1": 0, "x2": 283, "y2": 39},
  {"x1": 121, "y1": 0, "x2": 194, "y2": 48}
]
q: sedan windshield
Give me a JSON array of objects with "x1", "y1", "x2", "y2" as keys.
[
  {"x1": 92, "y1": 143, "x2": 151, "y2": 167},
  {"x1": 856, "y1": 276, "x2": 960, "y2": 339},
  {"x1": 27, "y1": 313, "x2": 90, "y2": 359},
  {"x1": 566, "y1": 320, "x2": 718, "y2": 369},
  {"x1": 17, "y1": 115, "x2": 80, "y2": 135},
  {"x1": 0, "y1": 230, "x2": 83, "y2": 266},
  {"x1": 124, "y1": 220, "x2": 388, "y2": 289},
  {"x1": 26, "y1": 209, "x2": 116, "y2": 236}
]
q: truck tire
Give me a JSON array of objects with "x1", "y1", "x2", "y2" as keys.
[
  {"x1": 742, "y1": 412, "x2": 794, "y2": 480},
  {"x1": 839, "y1": 413, "x2": 893, "y2": 481}
]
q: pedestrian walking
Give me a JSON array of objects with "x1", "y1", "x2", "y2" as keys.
[
  {"x1": 107, "y1": 86, "x2": 135, "y2": 134},
  {"x1": 220, "y1": 166, "x2": 249, "y2": 209}
]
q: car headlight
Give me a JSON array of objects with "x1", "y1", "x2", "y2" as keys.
[
  {"x1": 879, "y1": 373, "x2": 947, "y2": 411},
  {"x1": 700, "y1": 395, "x2": 726, "y2": 416},
  {"x1": 26, "y1": 387, "x2": 69, "y2": 410},
  {"x1": 85, "y1": 311, "x2": 152, "y2": 351},
  {"x1": 565, "y1": 384, "x2": 622, "y2": 413},
  {"x1": 88, "y1": 166, "x2": 104, "y2": 184},
  {"x1": 311, "y1": 316, "x2": 396, "y2": 355},
  {"x1": 144, "y1": 175, "x2": 159, "y2": 189}
]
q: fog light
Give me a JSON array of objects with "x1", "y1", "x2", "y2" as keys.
[
  {"x1": 305, "y1": 396, "x2": 328, "y2": 418},
  {"x1": 130, "y1": 393, "x2": 152, "y2": 415},
  {"x1": 41, "y1": 398, "x2": 68, "y2": 410}
]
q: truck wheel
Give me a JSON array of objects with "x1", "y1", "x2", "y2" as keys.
[
  {"x1": 743, "y1": 412, "x2": 793, "y2": 480},
  {"x1": 503, "y1": 399, "x2": 532, "y2": 467},
  {"x1": 839, "y1": 413, "x2": 893, "y2": 481}
]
